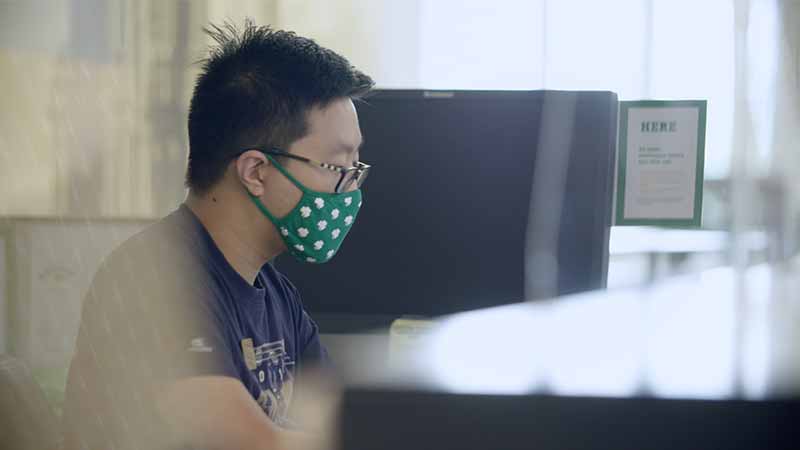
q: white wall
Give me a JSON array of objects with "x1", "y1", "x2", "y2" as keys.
[
  {"x1": 9, "y1": 219, "x2": 151, "y2": 369},
  {"x1": 275, "y1": 0, "x2": 422, "y2": 88}
]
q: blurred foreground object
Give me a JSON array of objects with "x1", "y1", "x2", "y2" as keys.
[
  {"x1": 0, "y1": 354, "x2": 62, "y2": 450},
  {"x1": 337, "y1": 262, "x2": 800, "y2": 449}
]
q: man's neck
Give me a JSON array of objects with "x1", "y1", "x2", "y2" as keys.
[{"x1": 185, "y1": 191, "x2": 283, "y2": 285}]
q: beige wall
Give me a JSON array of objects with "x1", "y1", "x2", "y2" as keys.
[
  {"x1": 0, "y1": 49, "x2": 60, "y2": 217},
  {"x1": 0, "y1": 1, "x2": 416, "y2": 220}
]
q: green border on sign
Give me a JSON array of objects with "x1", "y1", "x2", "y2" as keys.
[{"x1": 615, "y1": 99, "x2": 707, "y2": 227}]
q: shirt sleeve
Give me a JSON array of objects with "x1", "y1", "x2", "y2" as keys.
[
  {"x1": 63, "y1": 246, "x2": 240, "y2": 450},
  {"x1": 141, "y1": 256, "x2": 241, "y2": 382},
  {"x1": 296, "y1": 308, "x2": 330, "y2": 367},
  {"x1": 80, "y1": 249, "x2": 240, "y2": 385},
  {"x1": 152, "y1": 283, "x2": 240, "y2": 381}
]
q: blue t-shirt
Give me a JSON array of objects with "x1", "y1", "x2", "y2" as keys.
[{"x1": 63, "y1": 204, "x2": 329, "y2": 450}]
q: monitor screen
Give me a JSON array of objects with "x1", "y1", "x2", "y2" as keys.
[{"x1": 275, "y1": 90, "x2": 617, "y2": 328}]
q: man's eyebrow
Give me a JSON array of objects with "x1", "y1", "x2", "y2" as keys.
[{"x1": 339, "y1": 138, "x2": 364, "y2": 153}]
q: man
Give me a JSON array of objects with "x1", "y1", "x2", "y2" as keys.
[{"x1": 63, "y1": 20, "x2": 374, "y2": 450}]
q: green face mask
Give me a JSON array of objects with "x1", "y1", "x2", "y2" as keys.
[{"x1": 249, "y1": 155, "x2": 363, "y2": 264}]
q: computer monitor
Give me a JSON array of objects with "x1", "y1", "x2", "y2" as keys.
[{"x1": 275, "y1": 90, "x2": 618, "y2": 330}]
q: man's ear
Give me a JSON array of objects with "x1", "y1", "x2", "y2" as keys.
[{"x1": 235, "y1": 150, "x2": 269, "y2": 196}]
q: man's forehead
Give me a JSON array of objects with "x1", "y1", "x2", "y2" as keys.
[{"x1": 306, "y1": 99, "x2": 362, "y2": 154}]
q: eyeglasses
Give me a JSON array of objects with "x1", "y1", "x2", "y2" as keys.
[{"x1": 242, "y1": 147, "x2": 371, "y2": 194}]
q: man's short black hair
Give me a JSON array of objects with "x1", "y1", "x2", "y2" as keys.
[{"x1": 186, "y1": 19, "x2": 375, "y2": 193}]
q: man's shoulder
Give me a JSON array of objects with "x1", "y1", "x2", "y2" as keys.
[
  {"x1": 90, "y1": 209, "x2": 206, "y2": 299},
  {"x1": 79, "y1": 213, "x2": 225, "y2": 350}
]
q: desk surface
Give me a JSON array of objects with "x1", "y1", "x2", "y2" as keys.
[{"x1": 609, "y1": 226, "x2": 767, "y2": 255}]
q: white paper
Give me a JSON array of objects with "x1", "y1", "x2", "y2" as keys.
[{"x1": 623, "y1": 106, "x2": 699, "y2": 220}]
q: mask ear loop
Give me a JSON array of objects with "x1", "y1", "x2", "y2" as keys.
[
  {"x1": 264, "y1": 154, "x2": 313, "y2": 194},
  {"x1": 246, "y1": 154, "x2": 317, "y2": 223},
  {"x1": 248, "y1": 193, "x2": 279, "y2": 223},
  {"x1": 247, "y1": 155, "x2": 296, "y2": 223},
  {"x1": 242, "y1": 154, "x2": 283, "y2": 223}
]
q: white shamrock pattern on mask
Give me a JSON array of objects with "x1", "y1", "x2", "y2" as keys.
[
  {"x1": 327, "y1": 249, "x2": 335, "y2": 259},
  {"x1": 313, "y1": 240, "x2": 324, "y2": 250},
  {"x1": 281, "y1": 227, "x2": 289, "y2": 236},
  {"x1": 358, "y1": 201, "x2": 362, "y2": 207},
  {"x1": 344, "y1": 216, "x2": 353, "y2": 226},
  {"x1": 300, "y1": 206, "x2": 311, "y2": 218},
  {"x1": 331, "y1": 229, "x2": 341, "y2": 239},
  {"x1": 331, "y1": 209, "x2": 340, "y2": 219},
  {"x1": 294, "y1": 244, "x2": 304, "y2": 252},
  {"x1": 317, "y1": 220, "x2": 327, "y2": 231},
  {"x1": 306, "y1": 257, "x2": 316, "y2": 263},
  {"x1": 297, "y1": 227, "x2": 309, "y2": 238},
  {"x1": 314, "y1": 198, "x2": 325, "y2": 209},
  {"x1": 344, "y1": 197, "x2": 352, "y2": 206}
]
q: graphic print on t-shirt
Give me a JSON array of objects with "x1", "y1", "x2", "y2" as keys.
[{"x1": 241, "y1": 338, "x2": 295, "y2": 423}]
